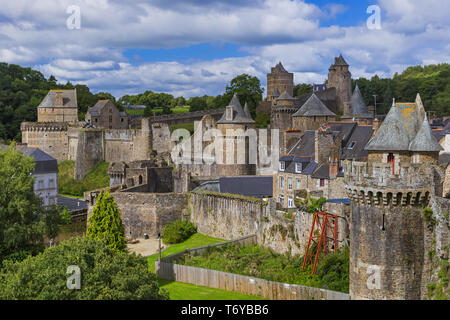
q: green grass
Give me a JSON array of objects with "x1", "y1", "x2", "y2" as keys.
[
  {"x1": 58, "y1": 160, "x2": 110, "y2": 197},
  {"x1": 158, "y1": 279, "x2": 265, "y2": 300},
  {"x1": 147, "y1": 233, "x2": 224, "y2": 272},
  {"x1": 147, "y1": 233, "x2": 265, "y2": 300},
  {"x1": 169, "y1": 122, "x2": 195, "y2": 134},
  {"x1": 124, "y1": 109, "x2": 145, "y2": 116}
]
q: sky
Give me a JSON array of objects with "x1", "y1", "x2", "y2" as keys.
[{"x1": 0, "y1": 0, "x2": 449, "y2": 99}]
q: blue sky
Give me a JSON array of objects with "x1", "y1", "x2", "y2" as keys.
[{"x1": 0, "y1": 0, "x2": 449, "y2": 98}]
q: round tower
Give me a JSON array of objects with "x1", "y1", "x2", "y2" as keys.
[{"x1": 344, "y1": 97, "x2": 443, "y2": 300}]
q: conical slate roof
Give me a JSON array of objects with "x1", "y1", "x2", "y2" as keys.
[
  {"x1": 274, "y1": 61, "x2": 288, "y2": 73},
  {"x1": 243, "y1": 102, "x2": 251, "y2": 119},
  {"x1": 292, "y1": 93, "x2": 336, "y2": 117},
  {"x1": 342, "y1": 84, "x2": 374, "y2": 119},
  {"x1": 271, "y1": 88, "x2": 280, "y2": 97},
  {"x1": 277, "y1": 91, "x2": 295, "y2": 100},
  {"x1": 409, "y1": 114, "x2": 443, "y2": 152},
  {"x1": 365, "y1": 94, "x2": 440, "y2": 152},
  {"x1": 217, "y1": 94, "x2": 254, "y2": 124}
]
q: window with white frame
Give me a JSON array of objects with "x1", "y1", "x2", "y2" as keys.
[
  {"x1": 288, "y1": 196, "x2": 293, "y2": 208},
  {"x1": 279, "y1": 161, "x2": 285, "y2": 171},
  {"x1": 279, "y1": 195, "x2": 284, "y2": 207},
  {"x1": 279, "y1": 176, "x2": 285, "y2": 189},
  {"x1": 296, "y1": 178, "x2": 301, "y2": 189},
  {"x1": 295, "y1": 162, "x2": 302, "y2": 173},
  {"x1": 412, "y1": 154, "x2": 420, "y2": 164},
  {"x1": 288, "y1": 177, "x2": 293, "y2": 190}
]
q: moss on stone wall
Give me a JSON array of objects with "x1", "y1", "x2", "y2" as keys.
[{"x1": 191, "y1": 190, "x2": 267, "y2": 205}]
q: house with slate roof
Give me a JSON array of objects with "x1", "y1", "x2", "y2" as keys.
[
  {"x1": 17, "y1": 146, "x2": 59, "y2": 206},
  {"x1": 273, "y1": 120, "x2": 374, "y2": 209},
  {"x1": 85, "y1": 99, "x2": 128, "y2": 129}
]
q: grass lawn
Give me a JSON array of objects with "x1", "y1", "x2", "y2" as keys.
[
  {"x1": 147, "y1": 233, "x2": 266, "y2": 300},
  {"x1": 58, "y1": 160, "x2": 110, "y2": 197}
]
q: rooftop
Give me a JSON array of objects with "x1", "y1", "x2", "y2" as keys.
[{"x1": 365, "y1": 94, "x2": 442, "y2": 152}]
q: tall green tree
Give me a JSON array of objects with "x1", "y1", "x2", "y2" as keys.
[
  {"x1": 87, "y1": 191, "x2": 126, "y2": 252},
  {"x1": 0, "y1": 145, "x2": 69, "y2": 263},
  {"x1": 224, "y1": 74, "x2": 264, "y2": 117}
]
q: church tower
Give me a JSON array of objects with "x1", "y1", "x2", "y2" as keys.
[
  {"x1": 344, "y1": 94, "x2": 445, "y2": 300},
  {"x1": 328, "y1": 55, "x2": 352, "y2": 115}
]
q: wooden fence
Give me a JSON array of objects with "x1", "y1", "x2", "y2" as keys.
[{"x1": 155, "y1": 235, "x2": 349, "y2": 300}]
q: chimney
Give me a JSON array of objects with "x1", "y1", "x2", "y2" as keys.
[{"x1": 55, "y1": 92, "x2": 63, "y2": 107}]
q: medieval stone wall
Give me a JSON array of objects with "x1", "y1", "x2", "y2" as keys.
[
  {"x1": 188, "y1": 192, "x2": 349, "y2": 256},
  {"x1": 86, "y1": 191, "x2": 189, "y2": 239}
]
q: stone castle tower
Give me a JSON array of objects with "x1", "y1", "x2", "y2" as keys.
[
  {"x1": 216, "y1": 94, "x2": 256, "y2": 176},
  {"x1": 267, "y1": 62, "x2": 294, "y2": 102},
  {"x1": 344, "y1": 94, "x2": 447, "y2": 300},
  {"x1": 328, "y1": 55, "x2": 352, "y2": 114}
]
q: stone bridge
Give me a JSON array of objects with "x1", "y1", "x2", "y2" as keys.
[{"x1": 149, "y1": 108, "x2": 224, "y2": 125}]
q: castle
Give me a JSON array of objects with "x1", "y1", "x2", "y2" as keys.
[{"x1": 21, "y1": 89, "x2": 171, "y2": 179}]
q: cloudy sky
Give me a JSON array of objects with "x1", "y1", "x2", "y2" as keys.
[{"x1": 0, "y1": 0, "x2": 449, "y2": 98}]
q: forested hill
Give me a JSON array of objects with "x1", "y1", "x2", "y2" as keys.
[
  {"x1": 355, "y1": 63, "x2": 450, "y2": 116},
  {"x1": 1, "y1": 62, "x2": 449, "y2": 142},
  {"x1": 0, "y1": 63, "x2": 115, "y2": 141}
]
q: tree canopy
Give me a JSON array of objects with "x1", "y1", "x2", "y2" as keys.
[
  {"x1": 224, "y1": 74, "x2": 264, "y2": 118},
  {"x1": 0, "y1": 145, "x2": 68, "y2": 264},
  {"x1": 0, "y1": 237, "x2": 169, "y2": 300}
]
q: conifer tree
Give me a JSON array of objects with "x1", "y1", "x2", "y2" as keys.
[{"x1": 87, "y1": 191, "x2": 126, "y2": 251}]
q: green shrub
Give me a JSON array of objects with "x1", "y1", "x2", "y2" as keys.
[
  {"x1": 0, "y1": 237, "x2": 169, "y2": 300},
  {"x1": 162, "y1": 220, "x2": 197, "y2": 245}
]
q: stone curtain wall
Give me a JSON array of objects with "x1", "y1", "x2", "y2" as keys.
[
  {"x1": 188, "y1": 191, "x2": 349, "y2": 256},
  {"x1": 86, "y1": 191, "x2": 188, "y2": 239}
]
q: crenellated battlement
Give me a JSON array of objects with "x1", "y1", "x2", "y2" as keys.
[
  {"x1": 343, "y1": 160, "x2": 435, "y2": 207},
  {"x1": 21, "y1": 122, "x2": 68, "y2": 132}
]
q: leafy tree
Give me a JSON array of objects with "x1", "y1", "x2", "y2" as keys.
[
  {"x1": 0, "y1": 237, "x2": 169, "y2": 300},
  {"x1": 188, "y1": 97, "x2": 208, "y2": 112},
  {"x1": 224, "y1": 74, "x2": 264, "y2": 117},
  {"x1": 162, "y1": 220, "x2": 197, "y2": 245},
  {"x1": 293, "y1": 84, "x2": 313, "y2": 97},
  {"x1": 0, "y1": 145, "x2": 68, "y2": 263},
  {"x1": 87, "y1": 191, "x2": 126, "y2": 252},
  {"x1": 42, "y1": 206, "x2": 72, "y2": 244}
]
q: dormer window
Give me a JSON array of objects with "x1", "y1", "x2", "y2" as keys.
[
  {"x1": 279, "y1": 161, "x2": 285, "y2": 171},
  {"x1": 295, "y1": 163, "x2": 302, "y2": 173},
  {"x1": 226, "y1": 106, "x2": 233, "y2": 121},
  {"x1": 348, "y1": 141, "x2": 356, "y2": 150}
]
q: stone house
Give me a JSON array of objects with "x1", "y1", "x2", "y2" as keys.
[
  {"x1": 37, "y1": 89, "x2": 78, "y2": 124},
  {"x1": 273, "y1": 121, "x2": 373, "y2": 209},
  {"x1": 18, "y1": 146, "x2": 58, "y2": 206},
  {"x1": 85, "y1": 100, "x2": 128, "y2": 129}
]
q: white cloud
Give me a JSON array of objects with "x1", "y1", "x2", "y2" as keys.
[{"x1": 0, "y1": 0, "x2": 448, "y2": 98}]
